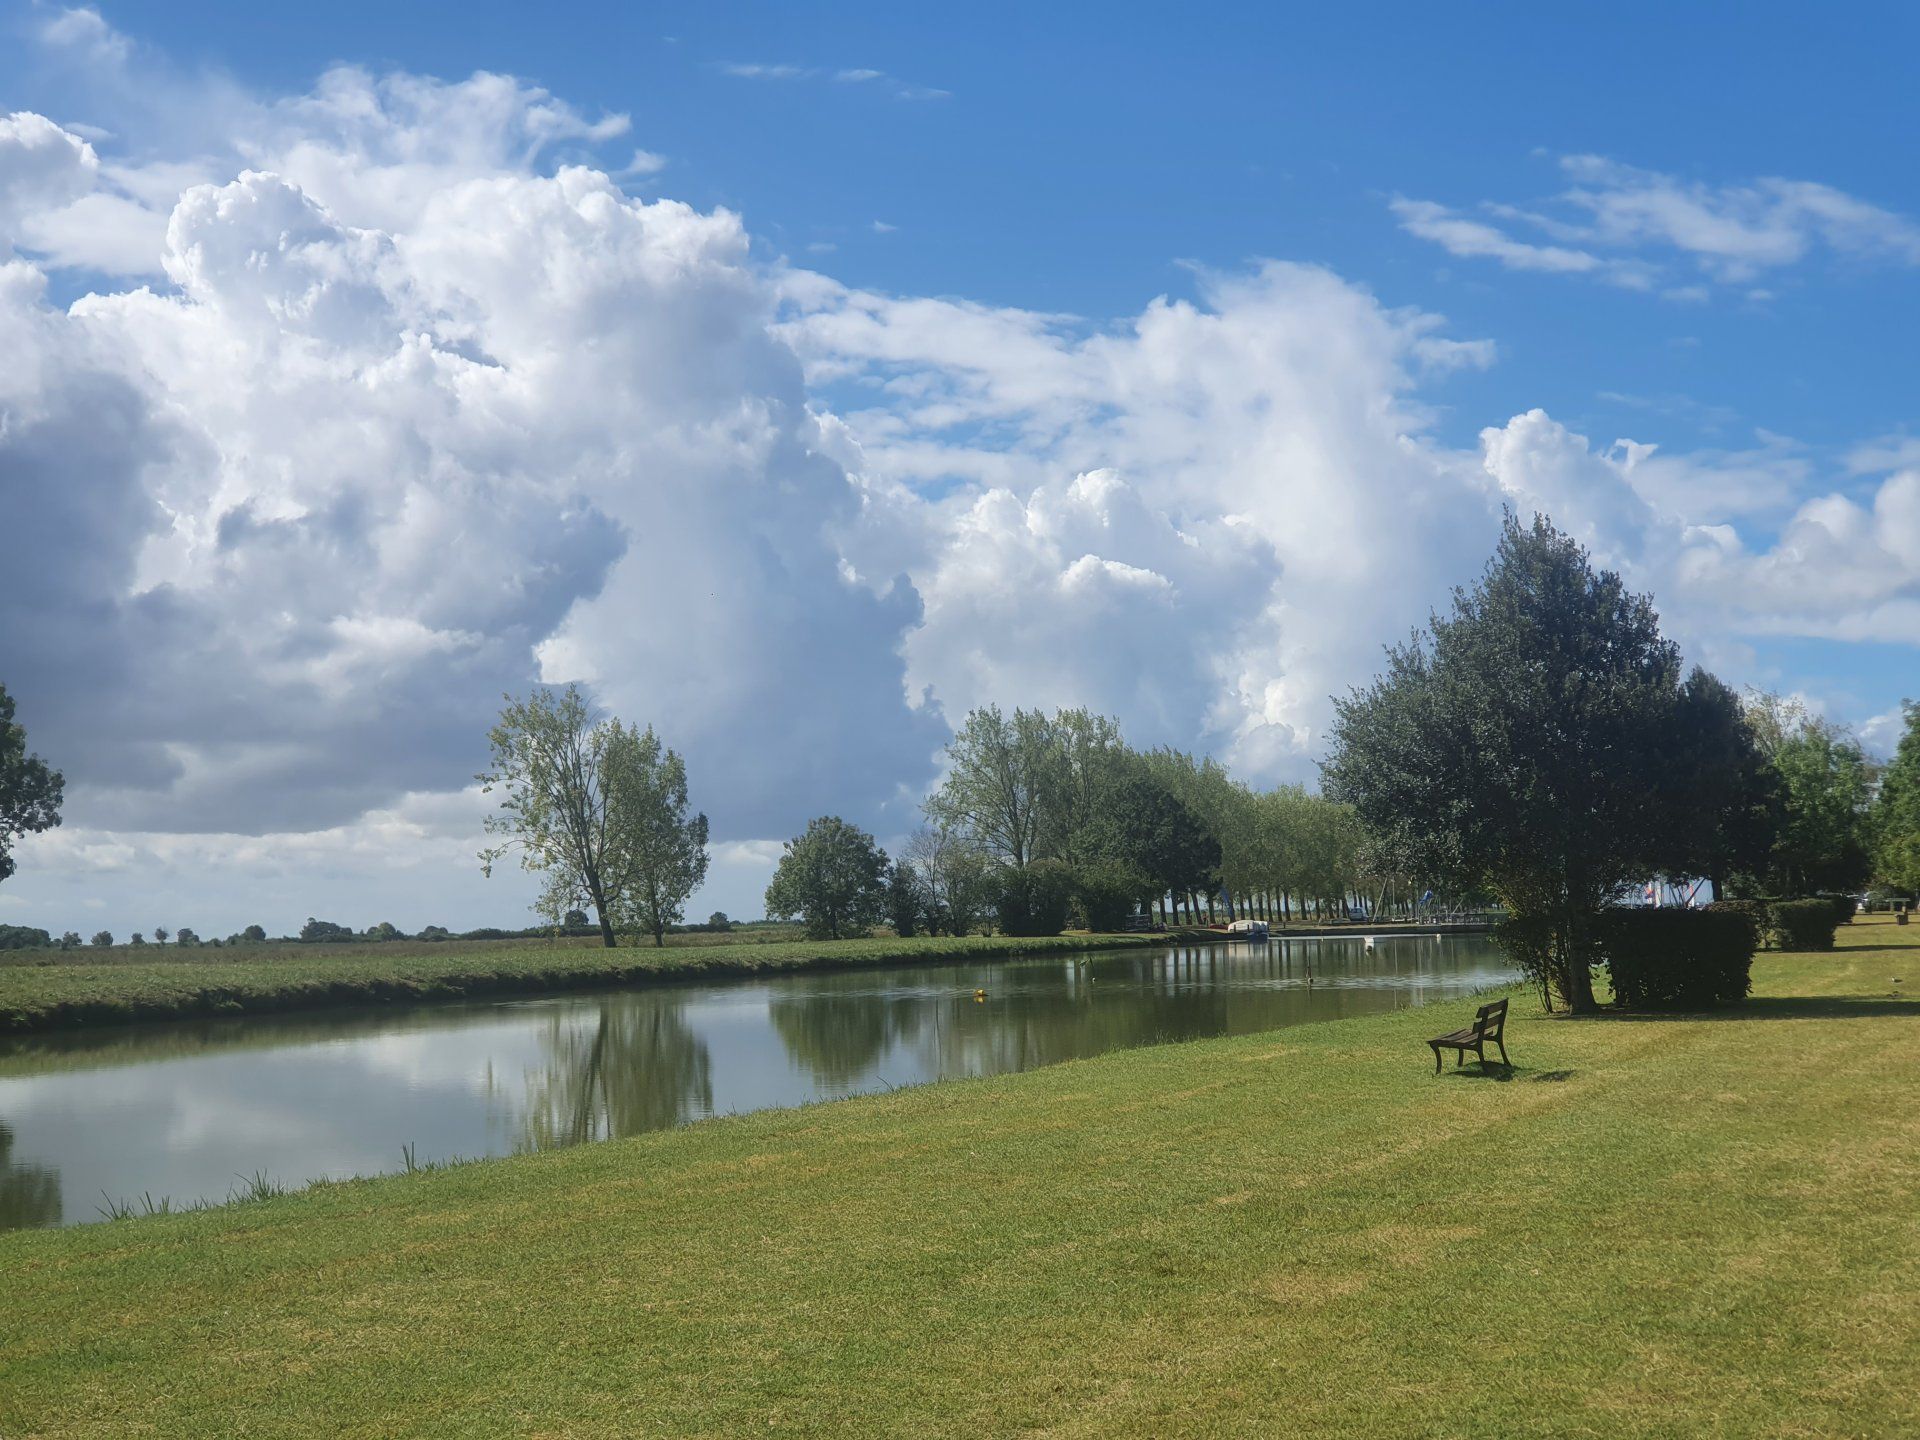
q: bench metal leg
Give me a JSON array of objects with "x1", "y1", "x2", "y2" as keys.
[
  {"x1": 1431, "y1": 1043, "x2": 1442, "y2": 1074},
  {"x1": 1497, "y1": 1039, "x2": 1510, "y2": 1068}
]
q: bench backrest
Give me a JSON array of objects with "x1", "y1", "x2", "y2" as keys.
[{"x1": 1474, "y1": 998, "x2": 1508, "y2": 1039}]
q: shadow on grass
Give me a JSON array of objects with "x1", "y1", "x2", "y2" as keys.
[{"x1": 1550, "y1": 994, "x2": 1920, "y2": 1023}]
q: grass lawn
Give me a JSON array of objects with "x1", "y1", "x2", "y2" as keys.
[
  {"x1": 0, "y1": 932, "x2": 1158, "y2": 1033},
  {"x1": 4, "y1": 920, "x2": 1918, "y2": 1437}
]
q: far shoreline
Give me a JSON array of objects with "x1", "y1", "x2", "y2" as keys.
[{"x1": 0, "y1": 921, "x2": 1492, "y2": 1037}]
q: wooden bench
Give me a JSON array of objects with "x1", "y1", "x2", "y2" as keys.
[{"x1": 1428, "y1": 997, "x2": 1510, "y2": 1073}]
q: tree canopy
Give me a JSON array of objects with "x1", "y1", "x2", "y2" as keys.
[
  {"x1": 479, "y1": 686, "x2": 709, "y2": 948},
  {"x1": 1742, "y1": 693, "x2": 1873, "y2": 896},
  {"x1": 1875, "y1": 702, "x2": 1920, "y2": 896},
  {"x1": 0, "y1": 684, "x2": 63, "y2": 887},
  {"x1": 609, "y1": 726, "x2": 710, "y2": 947},
  {"x1": 764, "y1": 816, "x2": 890, "y2": 940},
  {"x1": 1323, "y1": 513, "x2": 1747, "y2": 1011}
]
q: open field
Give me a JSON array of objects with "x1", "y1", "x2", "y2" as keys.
[
  {"x1": 0, "y1": 932, "x2": 1162, "y2": 1033},
  {"x1": 0, "y1": 924, "x2": 817, "y2": 968},
  {"x1": 3, "y1": 920, "x2": 1916, "y2": 1436}
]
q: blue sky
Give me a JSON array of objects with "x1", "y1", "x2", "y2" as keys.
[{"x1": 1, "y1": 3, "x2": 1916, "y2": 932}]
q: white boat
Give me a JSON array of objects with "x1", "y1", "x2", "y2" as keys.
[{"x1": 1226, "y1": 918, "x2": 1269, "y2": 941}]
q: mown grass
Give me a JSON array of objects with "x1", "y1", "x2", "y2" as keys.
[
  {"x1": 0, "y1": 932, "x2": 1158, "y2": 1033},
  {"x1": 3, "y1": 919, "x2": 1916, "y2": 1436}
]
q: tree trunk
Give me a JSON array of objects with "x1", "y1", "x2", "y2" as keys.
[
  {"x1": 1558, "y1": 909, "x2": 1599, "y2": 1013},
  {"x1": 587, "y1": 875, "x2": 616, "y2": 948},
  {"x1": 1563, "y1": 959, "x2": 1598, "y2": 1013}
]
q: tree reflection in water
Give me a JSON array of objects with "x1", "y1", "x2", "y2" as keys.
[
  {"x1": 0, "y1": 1119, "x2": 60, "y2": 1230},
  {"x1": 516, "y1": 995, "x2": 714, "y2": 1150},
  {"x1": 768, "y1": 991, "x2": 928, "y2": 1089}
]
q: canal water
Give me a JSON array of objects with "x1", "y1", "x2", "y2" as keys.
[{"x1": 0, "y1": 934, "x2": 1512, "y2": 1230}]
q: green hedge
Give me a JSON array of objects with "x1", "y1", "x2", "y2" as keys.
[
  {"x1": 1771, "y1": 898, "x2": 1842, "y2": 953},
  {"x1": 1594, "y1": 908, "x2": 1755, "y2": 1010},
  {"x1": 1704, "y1": 898, "x2": 1773, "y2": 950},
  {"x1": 996, "y1": 861, "x2": 1074, "y2": 938},
  {"x1": 1071, "y1": 862, "x2": 1140, "y2": 934}
]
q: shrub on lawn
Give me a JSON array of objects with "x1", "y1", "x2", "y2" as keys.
[
  {"x1": 1771, "y1": 898, "x2": 1842, "y2": 952},
  {"x1": 1704, "y1": 898, "x2": 1774, "y2": 949},
  {"x1": 1819, "y1": 894, "x2": 1858, "y2": 928},
  {"x1": 996, "y1": 861, "x2": 1074, "y2": 937},
  {"x1": 1594, "y1": 908, "x2": 1756, "y2": 1010},
  {"x1": 1072, "y1": 862, "x2": 1141, "y2": 933},
  {"x1": 1491, "y1": 912, "x2": 1590, "y2": 1010}
]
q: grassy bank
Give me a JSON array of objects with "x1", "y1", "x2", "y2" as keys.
[
  {"x1": 4, "y1": 920, "x2": 1917, "y2": 1436},
  {"x1": 0, "y1": 932, "x2": 1158, "y2": 1034}
]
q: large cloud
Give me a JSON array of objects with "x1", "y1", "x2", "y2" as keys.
[
  {"x1": 0, "y1": 110, "x2": 98, "y2": 233},
  {"x1": 792, "y1": 261, "x2": 1506, "y2": 773},
  {"x1": 1, "y1": 82, "x2": 940, "y2": 847}
]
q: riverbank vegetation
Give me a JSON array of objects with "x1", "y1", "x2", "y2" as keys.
[
  {"x1": 5, "y1": 922, "x2": 1917, "y2": 1436},
  {"x1": 1322, "y1": 513, "x2": 1917, "y2": 1014},
  {"x1": 0, "y1": 932, "x2": 1159, "y2": 1034}
]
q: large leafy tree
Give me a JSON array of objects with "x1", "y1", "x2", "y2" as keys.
[
  {"x1": 901, "y1": 824, "x2": 997, "y2": 935},
  {"x1": 1664, "y1": 670, "x2": 1779, "y2": 899},
  {"x1": 764, "y1": 816, "x2": 890, "y2": 940},
  {"x1": 609, "y1": 726, "x2": 710, "y2": 947},
  {"x1": 1042, "y1": 708, "x2": 1128, "y2": 867},
  {"x1": 1088, "y1": 764, "x2": 1220, "y2": 920},
  {"x1": 1745, "y1": 693, "x2": 1873, "y2": 895},
  {"x1": 479, "y1": 686, "x2": 708, "y2": 948},
  {"x1": 1873, "y1": 702, "x2": 1920, "y2": 898},
  {"x1": 925, "y1": 706, "x2": 1058, "y2": 868},
  {"x1": 0, "y1": 684, "x2": 63, "y2": 887},
  {"x1": 1324, "y1": 513, "x2": 1698, "y2": 1013},
  {"x1": 1876, "y1": 702, "x2": 1920, "y2": 895}
]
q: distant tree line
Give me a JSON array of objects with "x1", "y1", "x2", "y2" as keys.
[{"x1": 760, "y1": 704, "x2": 1435, "y2": 943}]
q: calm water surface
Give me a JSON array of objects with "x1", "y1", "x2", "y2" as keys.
[{"x1": 0, "y1": 934, "x2": 1512, "y2": 1230}]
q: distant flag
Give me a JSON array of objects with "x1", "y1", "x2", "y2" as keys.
[{"x1": 1419, "y1": 888, "x2": 1433, "y2": 906}]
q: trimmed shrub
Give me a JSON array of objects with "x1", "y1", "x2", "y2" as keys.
[
  {"x1": 1772, "y1": 898, "x2": 1842, "y2": 952},
  {"x1": 1820, "y1": 894, "x2": 1858, "y2": 928},
  {"x1": 997, "y1": 860, "x2": 1074, "y2": 938},
  {"x1": 1072, "y1": 862, "x2": 1142, "y2": 933},
  {"x1": 1594, "y1": 908, "x2": 1755, "y2": 1010},
  {"x1": 1704, "y1": 898, "x2": 1773, "y2": 950}
]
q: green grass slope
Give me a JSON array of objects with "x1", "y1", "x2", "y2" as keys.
[{"x1": 4, "y1": 920, "x2": 1917, "y2": 1437}]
